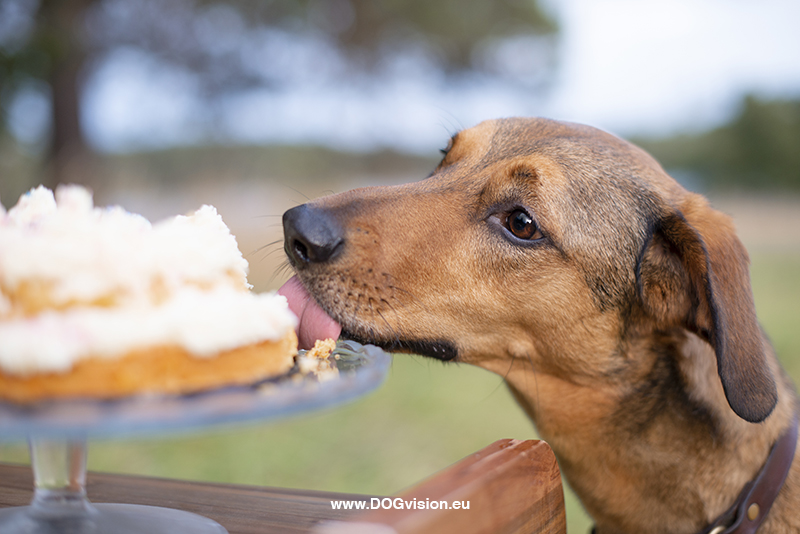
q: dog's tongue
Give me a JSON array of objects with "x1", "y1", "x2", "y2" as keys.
[{"x1": 278, "y1": 275, "x2": 342, "y2": 350}]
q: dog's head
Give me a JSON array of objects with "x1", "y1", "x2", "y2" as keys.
[{"x1": 283, "y1": 117, "x2": 777, "y2": 423}]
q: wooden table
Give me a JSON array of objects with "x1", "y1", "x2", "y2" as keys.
[{"x1": 0, "y1": 439, "x2": 566, "y2": 534}]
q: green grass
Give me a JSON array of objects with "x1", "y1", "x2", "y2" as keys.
[
  {"x1": 750, "y1": 254, "x2": 800, "y2": 377},
  {"x1": 2, "y1": 253, "x2": 798, "y2": 534}
]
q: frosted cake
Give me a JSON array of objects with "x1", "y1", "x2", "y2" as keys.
[{"x1": 0, "y1": 185, "x2": 297, "y2": 402}]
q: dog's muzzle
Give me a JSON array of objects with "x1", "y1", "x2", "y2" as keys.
[
  {"x1": 282, "y1": 202, "x2": 461, "y2": 363},
  {"x1": 283, "y1": 204, "x2": 344, "y2": 268}
]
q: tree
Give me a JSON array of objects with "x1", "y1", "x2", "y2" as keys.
[
  {"x1": 2, "y1": 0, "x2": 94, "y2": 188},
  {"x1": 0, "y1": 0, "x2": 557, "y2": 187},
  {"x1": 635, "y1": 95, "x2": 800, "y2": 190}
]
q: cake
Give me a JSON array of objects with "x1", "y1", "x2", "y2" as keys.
[
  {"x1": 0, "y1": 185, "x2": 298, "y2": 402},
  {"x1": 296, "y1": 338, "x2": 339, "y2": 382}
]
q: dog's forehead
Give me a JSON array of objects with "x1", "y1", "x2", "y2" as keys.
[
  {"x1": 467, "y1": 118, "x2": 624, "y2": 164},
  {"x1": 459, "y1": 117, "x2": 685, "y2": 206}
]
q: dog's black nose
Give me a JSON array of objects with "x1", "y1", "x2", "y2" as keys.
[{"x1": 283, "y1": 204, "x2": 344, "y2": 267}]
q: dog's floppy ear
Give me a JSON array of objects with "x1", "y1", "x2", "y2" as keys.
[{"x1": 637, "y1": 196, "x2": 777, "y2": 423}]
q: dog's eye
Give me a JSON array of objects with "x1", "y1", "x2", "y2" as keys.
[{"x1": 506, "y1": 209, "x2": 541, "y2": 240}]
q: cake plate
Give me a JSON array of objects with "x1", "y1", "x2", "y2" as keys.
[{"x1": 0, "y1": 340, "x2": 392, "y2": 534}]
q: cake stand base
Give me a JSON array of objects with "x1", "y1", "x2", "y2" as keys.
[
  {"x1": 0, "y1": 503, "x2": 227, "y2": 534},
  {"x1": 0, "y1": 439, "x2": 228, "y2": 534}
]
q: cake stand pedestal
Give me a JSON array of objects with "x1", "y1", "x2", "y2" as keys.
[
  {"x1": 1, "y1": 438, "x2": 226, "y2": 533},
  {"x1": 0, "y1": 341, "x2": 391, "y2": 534}
]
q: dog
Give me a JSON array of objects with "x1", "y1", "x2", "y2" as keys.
[{"x1": 280, "y1": 117, "x2": 799, "y2": 533}]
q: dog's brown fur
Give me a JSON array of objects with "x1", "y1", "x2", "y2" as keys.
[{"x1": 283, "y1": 118, "x2": 800, "y2": 533}]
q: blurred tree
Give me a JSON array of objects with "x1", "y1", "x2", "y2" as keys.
[
  {"x1": 0, "y1": 0, "x2": 557, "y2": 188},
  {"x1": 635, "y1": 95, "x2": 800, "y2": 191}
]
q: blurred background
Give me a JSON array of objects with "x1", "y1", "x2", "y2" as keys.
[{"x1": 1, "y1": 0, "x2": 799, "y2": 532}]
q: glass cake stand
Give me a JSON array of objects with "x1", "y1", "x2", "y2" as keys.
[{"x1": 0, "y1": 340, "x2": 392, "y2": 534}]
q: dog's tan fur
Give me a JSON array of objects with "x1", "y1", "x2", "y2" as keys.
[{"x1": 284, "y1": 118, "x2": 799, "y2": 533}]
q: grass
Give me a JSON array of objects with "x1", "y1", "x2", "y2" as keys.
[{"x1": 750, "y1": 254, "x2": 800, "y2": 377}]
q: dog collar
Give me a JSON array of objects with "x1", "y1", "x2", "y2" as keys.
[{"x1": 700, "y1": 412, "x2": 798, "y2": 534}]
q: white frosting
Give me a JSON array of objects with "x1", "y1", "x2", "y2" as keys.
[
  {"x1": 0, "y1": 185, "x2": 250, "y2": 305},
  {"x1": 0, "y1": 288, "x2": 296, "y2": 376},
  {"x1": 0, "y1": 185, "x2": 297, "y2": 376}
]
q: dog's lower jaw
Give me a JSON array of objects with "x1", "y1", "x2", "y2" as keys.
[{"x1": 340, "y1": 328, "x2": 459, "y2": 361}]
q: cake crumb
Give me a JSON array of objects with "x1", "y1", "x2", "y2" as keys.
[
  {"x1": 296, "y1": 338, "x2": 339, "y2": 381},
  {"x1": 307, "y1": 338, "x2": 336, "y2": 359}
]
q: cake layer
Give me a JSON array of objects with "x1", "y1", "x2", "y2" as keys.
[{"x1": 0, "y1": 331, "x2": 297, "y2": 403}]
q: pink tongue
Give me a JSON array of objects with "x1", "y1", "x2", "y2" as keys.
[{"x1": 278, "y1": 275, "x2": 342, "y2": 350}]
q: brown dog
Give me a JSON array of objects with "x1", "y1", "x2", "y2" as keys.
[{"x1": 281, "y1": 118, "x2": 799, "y2": 533}]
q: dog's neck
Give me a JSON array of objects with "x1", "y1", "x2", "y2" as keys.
[{"x1": 500, "y1": 329, "x2": 798, "y2": 534}]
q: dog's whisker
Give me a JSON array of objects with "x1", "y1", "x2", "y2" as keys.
[
  {"x1": 379, "y1": 297, "x2": 399, "y2": 315},
  {"x1": 266, "y1": 260, "x2": 294, "y2": 288},
  {"x1": 254, "y1": 244, "x2": 289, "y2": 265},
  {"x1": 280, "y1": 184, "x2": 312, "y2": 204},
  {"x1": 435, "y1": 112, "x2": 464, "y2": 138},
  {"x1": 249, "y1": 239, "x2": 283, "y2": 256},
  {"x1": 258, "y1": 245, "x2": 290, "y2": 261},
  {"x1": 527, "y1": 354, "x2": 541, "y2": 420},
  {"x1": 484, "y1": 365, "x2": 512, "y2": 403},
  {"x1": 375, "y1": 307, "x2": 402, "y2": 347},
  {"x1": 367, "y1": 297, "x2": 401, "y2": 345},
  {"x1": 387, "y1": 284, "x2": 429, "y2": 313},
  {"x1": 502, "y1": 351, "x2": 517, "y2": 383}
]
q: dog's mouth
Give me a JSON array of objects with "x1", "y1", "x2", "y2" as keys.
[
  {"x1": 340, "y1": 331, "x2": 459, "y2": 362},
  {"x1": 278, "y1": 275, "x2": 459, "y2": 362}
]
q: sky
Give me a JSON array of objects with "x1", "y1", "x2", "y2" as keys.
[
  {"x1": 12, "y1": 0, "x2": 800, "y2": 155},
  {"x1": 545, "y1": 0, "x2": 800, "y2": 137}
]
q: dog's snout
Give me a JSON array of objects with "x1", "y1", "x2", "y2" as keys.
[{"x1": 283, "y1": 204, "x2": 344, "y2": 267}]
